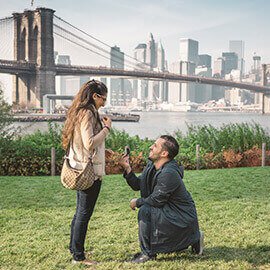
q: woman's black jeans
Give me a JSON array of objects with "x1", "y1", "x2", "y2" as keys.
[{"x1": 69, "y1": 179, "x2": 102, "y2": 261}]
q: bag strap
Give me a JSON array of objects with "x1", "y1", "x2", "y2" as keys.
[{"x1": 64, "y1": 132, "x2": 73, "y2": 159}]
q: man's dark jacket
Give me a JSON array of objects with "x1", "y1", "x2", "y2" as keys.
[{"x1": 124, "y1": 159, "x2": 200, "y2": 254}]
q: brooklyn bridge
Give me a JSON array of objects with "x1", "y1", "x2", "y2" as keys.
[{"x1": 0, "y1": 7, "x2": 270, "y2": 112}]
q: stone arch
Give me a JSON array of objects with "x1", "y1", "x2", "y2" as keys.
[
  {"x1": 32, "y1": 25, "x2": 38, "y2": 63},
  {"x1": 20, "y1": 28, "x2": 26, "y2": 60}
]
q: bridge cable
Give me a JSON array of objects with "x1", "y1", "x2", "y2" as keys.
[
  {"x1": 54, "y1": 23, "x2": 143, "y2": 70},
  {"x1": 53, "y1": 18, "x2": 147, "y2": 70},
  {"x1": 54, "y1": 25, "x2": 141, "y2": 70},
  {"x1": 53, "y1": 14, "x2": 151, "y2": 69},
  {"x1": 54, "y1": 31, "x2": 137, "y2": 70},
  {"x1": 54, "y1": 32, "x2": 141, "y2": 70},
  {"x1": 0, "y1": 17, "x2": 13, "y2": 60}
]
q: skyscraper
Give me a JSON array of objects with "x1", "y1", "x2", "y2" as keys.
[
  {"x1": 110, "y1": 46, "x2": 126, "y2": 106},
  {"x1": 195, "y1": 68, "x2": 212, "y2": 103},
  {"x1": 110, "y1": 46, "x2": 124, "y2": 69},
  {"x1": 146, "y1": 33, "x2": 156, "y2": 68},
  {"x1": 179, "y1": 38, "x2": 199, "y2": 102},
  {"x1": 212, "y1": 56, "x2": 227, "y2": 100},
  {"x1": 133, "y1": 43, "x2": 148, "y2": 101},
  {"x1": 253, "y1": 54, "x2": 261, "y2": 72},
  {"x1": 222, "y1": 52, "x2": 238, "y2": 75},
  {"x1": 133, "y1": 34, "x2": 168, "y2": 103},
  {"x1": 198, "y1": 54, "x2": 211, "y2": 68},
  {"x1": 168, "y1": 61, "x2": 181, "y2": 103},
  {"x1": 134, "y1": 43, "x2": 146, "y2": 63},
  {"x1": 156, "y1": 41, "x2": 165, "y2": 71},
  {"x1": 156, "y1": 41, "x2": 168, "y2": 101},
  {"x1": 229, "y1": 41, "x2": 244, "y2": 60},
  {"x1": 229, "y1": 40, "x2": 245, "y2": 74},
  {"x1": 214, "y1": 57, "x2": 225, "y2": 77},
  {"x1": 55, "y1": 53, "x2": 83, "y2": 106},
  {"x1": 179, "y1": 38, "x2": 198, "y2": 64}
]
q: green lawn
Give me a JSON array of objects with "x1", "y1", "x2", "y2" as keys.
[{"x1": 0, "y1": 167, "x2": 270, "y2": 270}]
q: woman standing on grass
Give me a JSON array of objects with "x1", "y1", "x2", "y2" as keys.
[{"x1": 62, "y1": 79, "x2": 111, "y2": 266}]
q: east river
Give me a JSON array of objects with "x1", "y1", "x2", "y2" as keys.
[{"x1": 12, "y1": 111, "x2": 270, "y2": 139}]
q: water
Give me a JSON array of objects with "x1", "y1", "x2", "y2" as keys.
[{"x1": 13, "y1": 111, "x2": 270, "y2": 139}]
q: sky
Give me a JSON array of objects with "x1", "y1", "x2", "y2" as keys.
[{"x1": 0, "y1": 0, "x2": 269, "y2": 101}]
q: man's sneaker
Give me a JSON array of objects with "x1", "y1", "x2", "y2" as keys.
[
  {"x1": 131, "y1": 252, "x2": 156, "y2": 263},
  {"x1": 131, "y1": 252, "x2": 143, "y2": 260},
  {"x1": 191, "y1": 230, "x2": 204, "y2": 255}
]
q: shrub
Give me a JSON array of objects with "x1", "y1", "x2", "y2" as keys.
[
  {"x1": 0, "y1": 122, "x2": 269, "y2": 175},
  {"x1": 0, "y1": 84, "x2": 15, "y2": 138}
]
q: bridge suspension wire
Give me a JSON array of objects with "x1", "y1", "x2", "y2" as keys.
[
  {"x1": 53, "y1": 23, "x2": 143, "y2": 70},
  {"x1": 54, "y1": 31, "x2": 140, "y2": 70},
  {"x1": 53, "y1": 20, "x2": 140, "y2": 70},
  {"x1": 53, "y1": 14, "x2": 151, "y2": 69},
  {"x1": 53, "y1": 21, "x2": 145, "y2": 71},
  {"x1": 0, "y1": 16, "x2": 14, "y2": 60}
]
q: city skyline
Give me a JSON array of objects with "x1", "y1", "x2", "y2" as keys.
[
  {"x1": 0, "y1": 0, "x2": 265, "y2": 105},
  {"x1": 0, "y1": 0, "x2": 269, "y2": 69}
]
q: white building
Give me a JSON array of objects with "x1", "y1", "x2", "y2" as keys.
[
  {"x1": 179, "y1": 38, "x2": 198, "y2": 64},
  {"x1": 214, "y1": 57, "x2": 225, "y2": 77},
  {"x1": 133, "y1": 34, "x2": 168, "y2": 104},
  {"x1": 145, "y1": 33, "x2": 156, "y2": 68},
  {"x1": 168, "y1": 61, "x2": 181, "y2": 103},
  {"x1": 179, "y1": 38, "x2": 199, "y2": 102},
  {"x1": 134, "y1": 44, "x2": 146, "y2": 63},
  {"x1": 229, "y1": 40, "x2": 245, "y2": 75},
  {"x1": 225, "y1": 69, "x2": 254, "y2": 105},
  {"x1": 195, "y1": 66, "x2": 212, "y2": 103}
]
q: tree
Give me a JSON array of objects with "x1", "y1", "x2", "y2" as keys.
[{"x1": 0, "y1": 83, "x2": 13, "y2": 138}]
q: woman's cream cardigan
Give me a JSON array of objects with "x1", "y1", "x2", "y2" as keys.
[{"x1": 68, "y1": 107, "x2": 109, "y2": 180}]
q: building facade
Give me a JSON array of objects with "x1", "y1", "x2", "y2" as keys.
[
  {"x1": 178, "y1": 38, "x2": 199, "y2": 102},
  {"x1": 110, "y1": 46, "x2": 129, "y2": 106},
  {"x1": 133, "y1": 34, "x2": 168, "y2": 104},
  {"x1": 222, "y1": 52, "x2": 238, "y2": 75},
  {"x1": 229, "y1": 40, "x2": 245, "y2": 75},
  {"x1": 198, "y1": 54, "x2": 211, "y2": 68}
]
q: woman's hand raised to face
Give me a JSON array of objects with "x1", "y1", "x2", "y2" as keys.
[{"x1": 102, "y1": 117, "x2": 112, "y2": 129}]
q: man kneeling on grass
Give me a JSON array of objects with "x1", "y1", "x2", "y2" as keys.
[{"x1": 119, "y1": 135, "x2": 204, "y2": 263}]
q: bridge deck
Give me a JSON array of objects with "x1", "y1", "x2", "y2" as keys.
[{"x1": 0, "y1": 59, "x2": 270, "y2": 93}]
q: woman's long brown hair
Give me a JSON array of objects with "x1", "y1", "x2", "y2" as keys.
[{"x1": 62, "y1": 80, "x2": 107, "y2": 150}]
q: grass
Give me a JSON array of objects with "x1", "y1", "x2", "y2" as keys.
[{"x1": 0, "y1": 167, "x2": 270, "y2": 270}]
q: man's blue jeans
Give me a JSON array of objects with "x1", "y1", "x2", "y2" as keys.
[{"x1": 69, "y1": 179, "x2": 101, "y2": 261}]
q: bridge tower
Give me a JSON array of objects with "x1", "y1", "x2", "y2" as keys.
[
  {"x1": 12, "y1": 8, "x2": 55, "y2": 108},
  {"x1": 262, "y1": 64, "x2": 270, "y2": 114}
]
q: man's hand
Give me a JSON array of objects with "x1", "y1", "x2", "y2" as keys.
[
  {"x1": 130, "y1": 198, "x2": 137, "y2": 210},
  {"x1": 119, "y1": 154, "x2": 132, "y2": 174}
]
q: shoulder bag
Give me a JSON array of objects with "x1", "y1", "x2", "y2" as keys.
[{"x1": 60, "y1": 137, "x2": 96, "y2": 191}]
